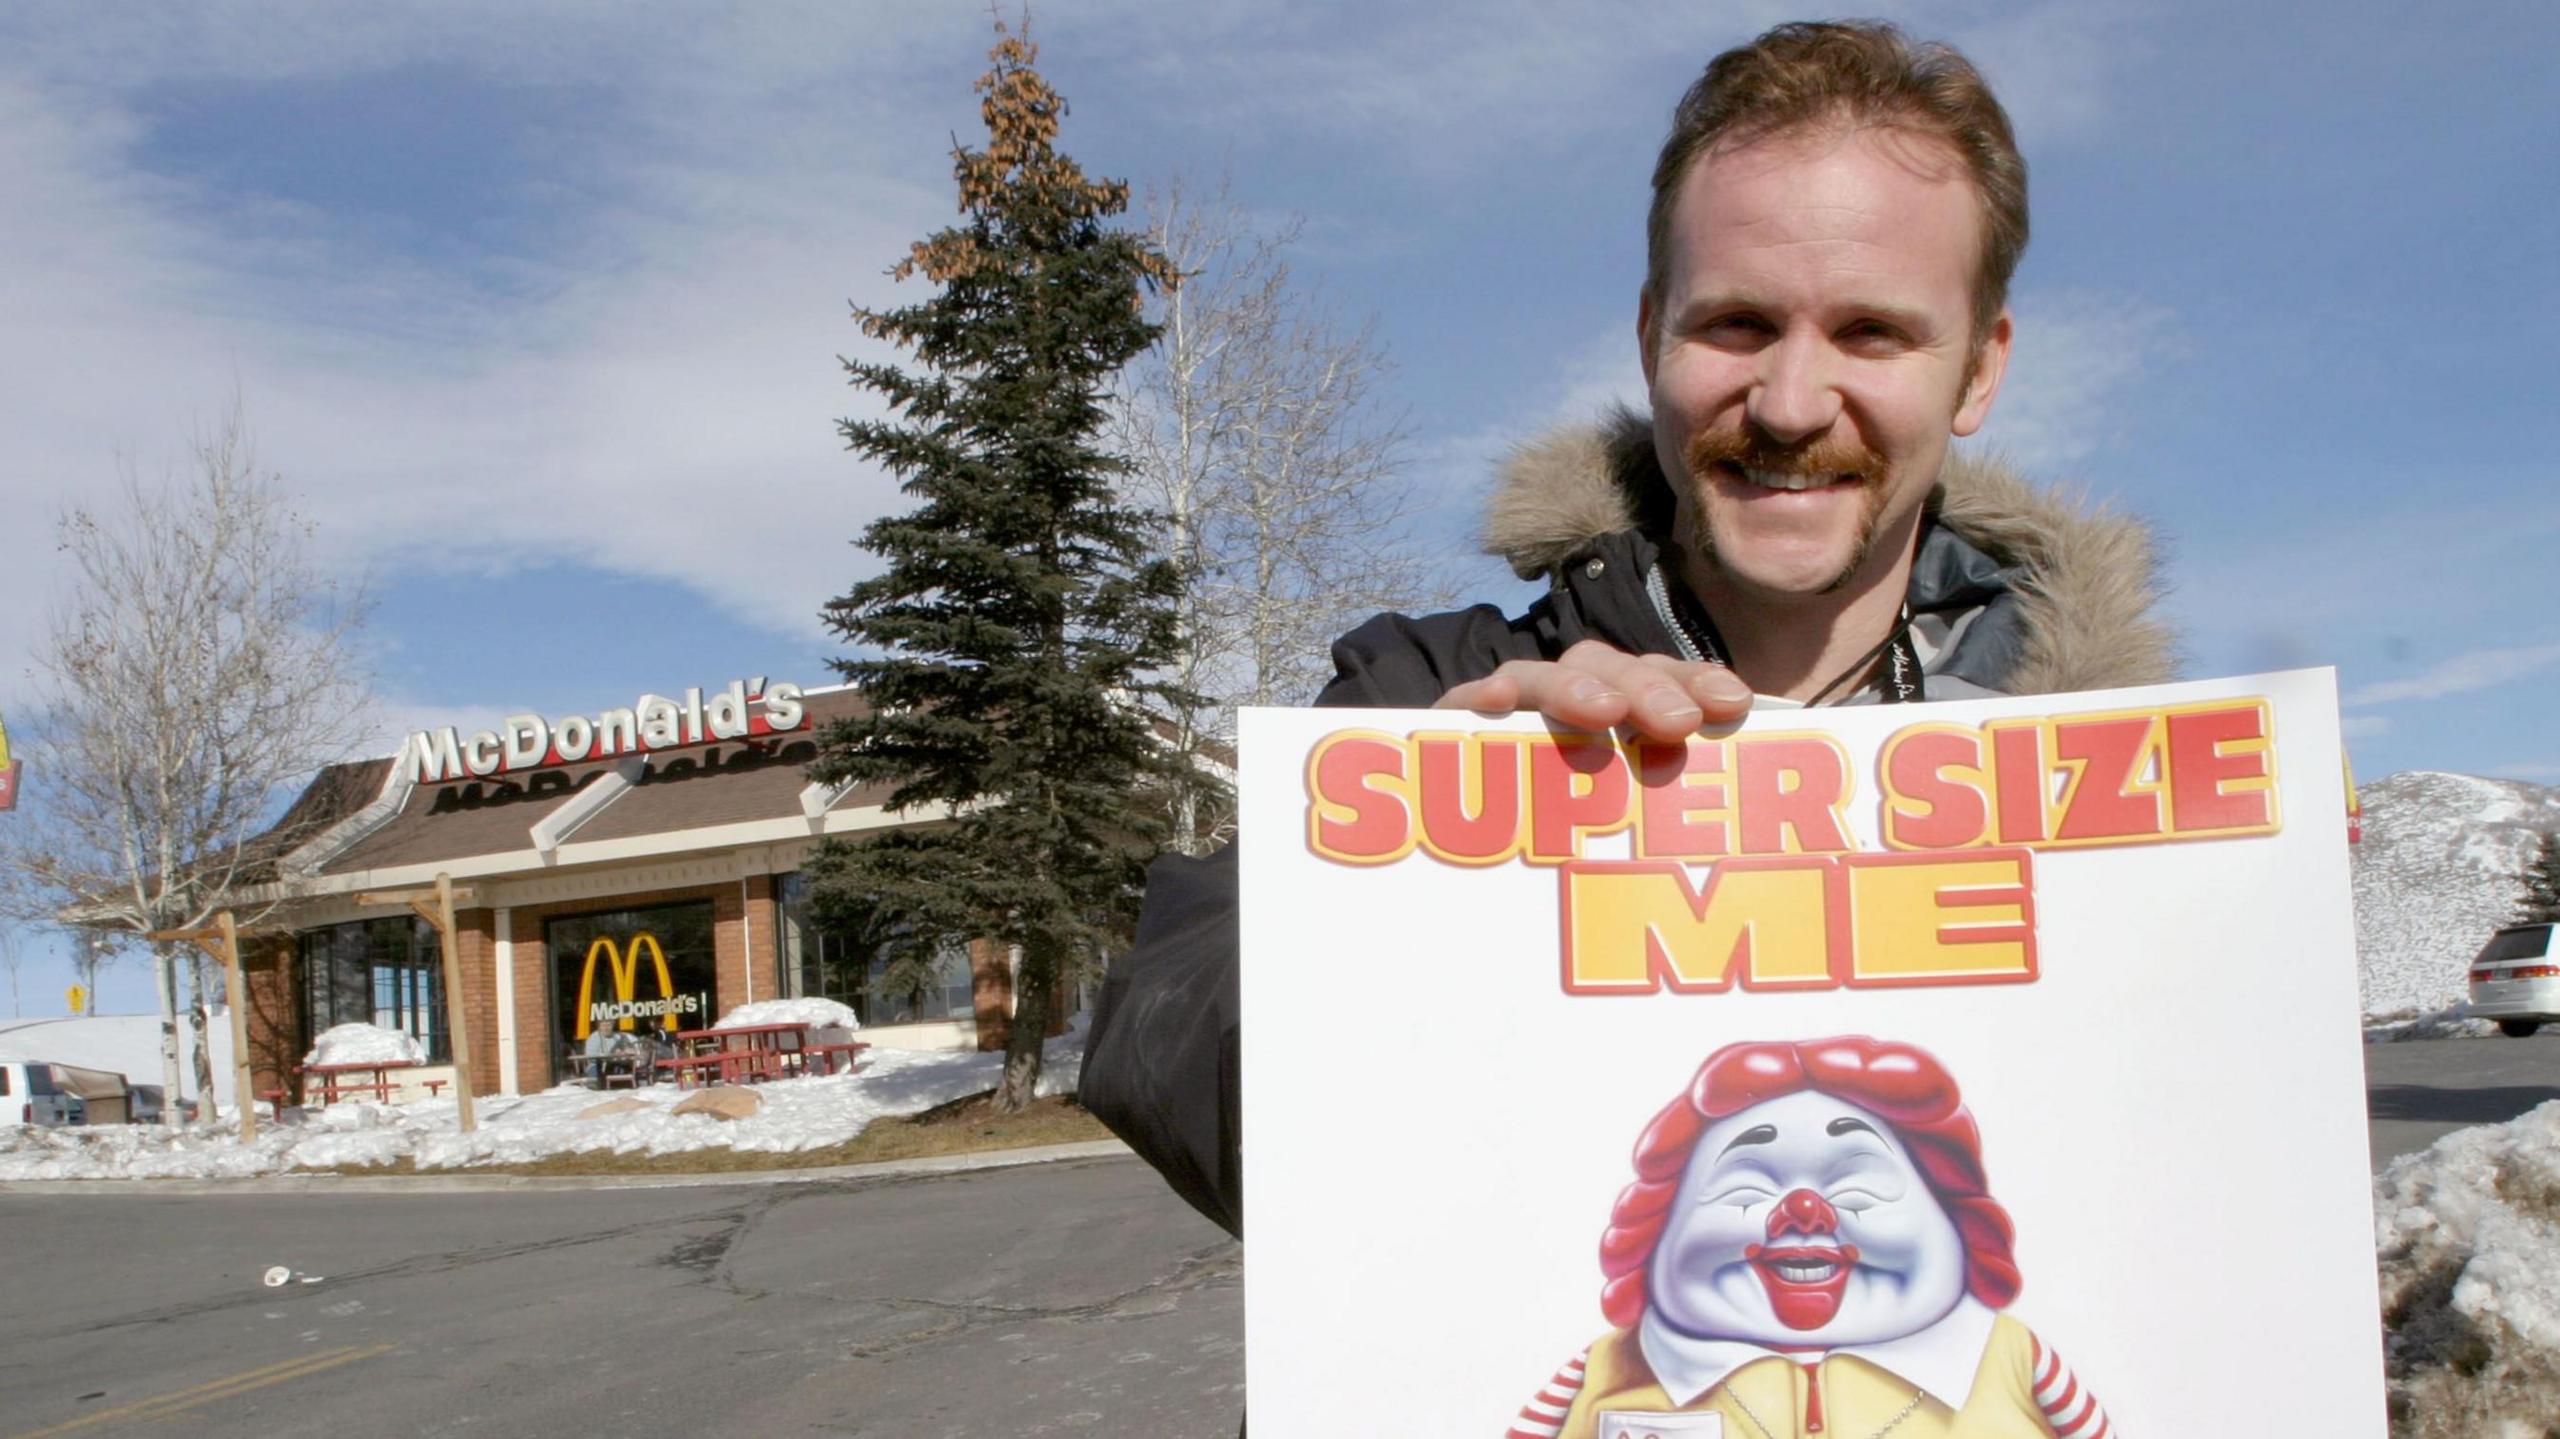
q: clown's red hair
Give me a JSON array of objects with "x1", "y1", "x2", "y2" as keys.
[{"x1": 1598, "y1": 1036, "x2": 2020, "y2": 1329}]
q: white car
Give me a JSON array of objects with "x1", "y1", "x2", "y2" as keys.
[
  {"x1": 2468, "y1": 922, "x2": 2560, "y2": 1037},
  {"x1": 0, "y1": 1060, "x2": 83, "y2": 1126}
]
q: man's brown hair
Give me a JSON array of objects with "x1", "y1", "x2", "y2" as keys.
[{"x1": 1644, "y1": 20, "x2": 2028, "y2": 347}]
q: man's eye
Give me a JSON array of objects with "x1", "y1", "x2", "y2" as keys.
[
  {"x1": 1839, "y1": 322, "x2": 1906, "y2": 351},
  {"x1": 1701, "y1": 315, "x2": 1771, "y2": 345},
  {"x1": 1706, "y1": 1184, "x2": 1775, "y2": 1209}
]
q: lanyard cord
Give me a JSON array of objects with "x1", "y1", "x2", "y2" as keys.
[{"x1": 1648, "y1": 560, "x2": 1924, "y2": 706}]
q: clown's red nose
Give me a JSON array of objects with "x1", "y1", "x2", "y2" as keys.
[{"x1": 1766, "y1": 1188, "x2": 1838, "y2": 1239}]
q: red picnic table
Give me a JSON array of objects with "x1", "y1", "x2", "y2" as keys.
[
  {"x1": 657, "y1": 1023, "x2": 868, "y2": 1088},
  {"x1": 293, "y1": 1058, "x2": 441, "y2": 1106}
]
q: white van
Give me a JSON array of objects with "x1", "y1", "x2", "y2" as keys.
[
  {"x1": 2468, "y1": 922, "x2": 2560, "y2": 1037},
  {"x1": 0, "y1": 1060, "x2": 84, "y2": 1126}
]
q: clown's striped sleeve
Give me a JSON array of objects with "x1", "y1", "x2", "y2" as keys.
[
  {"x1": 1504, "y1": 1349, "x2": 1588, "y2": 1438},
  {"x1": 2032, "y1": 1335, "x2": 2114, "y2": 1438}
]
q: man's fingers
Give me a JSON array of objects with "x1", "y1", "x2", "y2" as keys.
[
  {"x1": 1438, "y1": 662, "x2": 1628, "y2": 730},
  {"x1": 1686, "y1": 666, "x2": 1754, "y2": 724},
  {"x1": 1434, "y1": 650, "x2": 1755, "y2": 738}
]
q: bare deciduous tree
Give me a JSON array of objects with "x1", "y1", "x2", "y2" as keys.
[
  {"x1": 0, "y1": 406, "x2": 372, "y2": 1121},
  {"x1": 1113, "y1": 180, "x2": 1455, "y2": 849},
  {"x1": 0, "y1": 922, "x2": 22, "y2": 1018}
]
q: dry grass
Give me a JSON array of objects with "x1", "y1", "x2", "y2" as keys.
[{"x1": 306, "y1": 1091, "x2": 1111, "y2": 1180}]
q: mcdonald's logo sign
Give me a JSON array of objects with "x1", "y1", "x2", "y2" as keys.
[
  {"x1": 571, "y1": 932, "x2": 704, "y2": 1039},
  {"x1": 0, "y1": 709, "x2": 19, "y2": 812}
]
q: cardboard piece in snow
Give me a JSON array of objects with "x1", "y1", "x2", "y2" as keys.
[{"x1": 1236, "y1": 669, "x2": 2382, "y2": 1438}]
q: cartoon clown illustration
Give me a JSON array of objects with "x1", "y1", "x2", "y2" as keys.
[{"x1": 1508, "y1": 1037, "x2": 2114, "y2": 1439}]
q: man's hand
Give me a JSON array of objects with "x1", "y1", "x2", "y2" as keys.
[{"x1": 1434, "y1": 639, "x2": 1753, "y2": 740}]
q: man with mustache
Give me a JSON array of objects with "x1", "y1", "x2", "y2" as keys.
[
  {"x1": 1508, "y1": 1037, "x2": 2111, "y2": 1438},
  {"x1": 1084, "y1": 14, "x2": 2171, "y2": 1279}
]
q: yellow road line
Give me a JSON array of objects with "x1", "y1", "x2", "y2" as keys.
[{"x1": 8, "y1": 1343, "x2": 396, "y2": 1438}]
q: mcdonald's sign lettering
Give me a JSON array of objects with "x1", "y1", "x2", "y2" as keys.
[
  {"x1": 402, "y1": 677, "x2": 809, "y2": 784},
  {"x1": 572, "y1": 932, "x2": 702, "y2": 1038}
]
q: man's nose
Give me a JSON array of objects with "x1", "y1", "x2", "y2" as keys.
[
  {"x1": 1746, "y1": 333, "x2": 1843, "y2": 446},
  {"x1": 1766, "y1": 1187, "x2": 1840, "y2": 1240}
]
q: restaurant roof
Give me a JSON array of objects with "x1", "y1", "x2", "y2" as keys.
[{"x1": 264, "y1": 687, "x2": 903, "y2": 885}]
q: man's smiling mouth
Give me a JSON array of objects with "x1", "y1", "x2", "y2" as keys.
[{"x1": 1733, "y1": 465, "x2": 1859, "y2": 492}]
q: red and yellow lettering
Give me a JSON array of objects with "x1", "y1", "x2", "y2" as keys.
[
  {"x1": 1635, "y1": 739, "x2": 1733, "y2": 860},
  {"x1": 2166, "y1": 702, "x2": 2276, "y2": 833},
  {"x1": 1734, "y1": 736, "x2": 1854, "y2": 854},
  {"x1": 1989, "y1": 723, "x2": 2049, "y2": 845},
  {"x1": 1306, "y1": 731, "x2": 1416, "y2": 863},
  {"x1": 1415, "y1": 734, "x2": 1528, "y2": 865},
  {"x1": 1561, "y1": 859, "x2": 1838, "y2": 994},
  {"x1": 1528, "y1": 737, "x2": 1635, "y2": 861},
  {"x1": 1879, "y1": 725, "x2": 1992, "y2": 850},
  {"x1": 1846, "y1": 850, "x2": 2037, "y2": 985},
  {"x1": 2052, "y1": 716, "x2": 2166, "y2": 842}
]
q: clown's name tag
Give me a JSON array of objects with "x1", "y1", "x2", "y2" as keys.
[{"x1": 1600, "y1": 1413, "x2": 1722, "y2": 1439}]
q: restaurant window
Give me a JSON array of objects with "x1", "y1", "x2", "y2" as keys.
[
  {"x1": 545, "y1": 900, "x2": 719, "y2": 1075},
  {"x1": 298, "y1": 917, "x2": 448, "y2": 1062},
  {"x1": 777, "y1": 872, "x2": 977, "y2": 1026}
]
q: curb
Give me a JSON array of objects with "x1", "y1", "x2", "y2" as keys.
[{"x1": 0, "y1": 1137, "x2": 1135, "y2": 1197}]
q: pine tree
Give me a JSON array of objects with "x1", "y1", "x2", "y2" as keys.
[
  {"x1": 805, "y1": 19, "x2": 1189, "y2": 1112},
  {"x1": 2518, "y1": 829, "x2": 2560, "y2": 926}
]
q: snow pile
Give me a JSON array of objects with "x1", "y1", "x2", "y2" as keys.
[
  {"x1": 713, "y1": 997, "x2": 862, "y2": 1032},
  {"x1": 2355, "y1": 771, "x2": 2560, "y2": 1017},
  {"x1": 0, "y1": 1029, "x2": 1084, "y2": 1182},
  {"x1": 2375, "y1": 1101, "x2": 2560, "y2": 1434},
  {"x1": 0, "y1": 1013, "x2": 237, "y2": 1106},
  {"x1": 305, "y1": 1022, "x2": 426, "y2": 1067},
  {"x1": 2365, "y1": 1010, "x2": 2499, "y2": 1044}
]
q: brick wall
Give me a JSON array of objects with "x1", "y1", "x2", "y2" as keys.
[
  {"x1": 447, "y1": 909, "x2": 500, "y2": 1097},
  {"x1": 241, "y1": 933, "x2": 300, "y2": 1102},
  {"x1": 495, "y1": 878, "x2": 783, "y2": 1089}
]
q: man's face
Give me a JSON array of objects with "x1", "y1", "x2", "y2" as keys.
[
  {"x1": 1639, "y1": 124, "x2": 2010, "y2": 604},
  {"x1": 1648, "y1": 1089, "x2": 1969, "y2": 1347}
]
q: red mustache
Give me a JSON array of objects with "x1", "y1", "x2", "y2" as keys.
[{"x1": 1684, "y1": 426, "x2": 1885, "y2": 486}]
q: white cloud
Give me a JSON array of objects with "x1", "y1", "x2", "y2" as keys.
[
  {"x1": 2342, "y1": 714, "x2": 2394, "y2": 739},
  {"x1": 1946, "y1": 2, "x2": 2151, "y2": 147},
  {"x1": 2346, "y1": 645, "x2": 2560, "y2": 707},
  {"x1": 0, "y1": 1, "x2": 2163, "y2": 727},
  {"x1": 1963, "y1": 288, "x2": 2180, "y2": 474},
  {"x1": 1079, "y1": 0, "x2": 1803, "y2": 174},
  {"x1": 0, "y1": 10, "x2": 984, "y2": 719}
]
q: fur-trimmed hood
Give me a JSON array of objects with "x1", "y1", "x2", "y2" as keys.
[{"x1": 1479, "y1": 406, "x2": 2177, "y2": 695}]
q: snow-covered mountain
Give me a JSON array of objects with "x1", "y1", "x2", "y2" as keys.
[{"x1": 2354, "y1": 771, "x2": 2560, "y2": 1016}]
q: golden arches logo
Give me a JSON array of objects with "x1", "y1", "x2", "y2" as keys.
[
  {"x1": 572, "y1": 932, "x2": 681, "y2": 1039},
  {"x1": 0, "y1": 710, "x2": 18, "y2": 813}
]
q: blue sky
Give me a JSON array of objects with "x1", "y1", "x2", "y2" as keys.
[{"x1": 3, "y1": 0, "x2": 2555, "y2": 1011}]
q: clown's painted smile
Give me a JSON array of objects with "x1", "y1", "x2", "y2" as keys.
[{"x1": 1743, "y1": 1241, "x2": 1861, "y2": 1329}]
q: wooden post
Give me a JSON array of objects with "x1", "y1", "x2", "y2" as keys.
[
  {"x1": 433, "y1": 872, "x2": 477, "y2": 1132},
  {"x1": 217, "y1": 910, "x2": 256, "y2": 1144}
]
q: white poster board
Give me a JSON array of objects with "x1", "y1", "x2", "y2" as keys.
[{"x1": 1238, "y1": 670, "x2": 2382, "y2": 1437}]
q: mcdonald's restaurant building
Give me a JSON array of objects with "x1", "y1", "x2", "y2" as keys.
[{"x1": 231, "y1": 679, "x2": 1064, "y2": 1103}]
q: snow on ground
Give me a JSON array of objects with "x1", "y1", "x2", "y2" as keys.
[
  {"x1": 0, "y1": 1012, "x2": 237, "y2": 1107},
  {"x1": 713, "y1": 997, "x2": 861, "y2": 1030},
  {"x1": 2376, "y1": 1101, "x2": 2560, "y2": 1435},
  {"x1": 2365, "y1": 1008, "x2": 2501, "y2": 1044},
  {"x1": 0, "y1": 1028, "x2": 1086, "y2": 1183},
  {"x1": 306, "y1": 1022, "x2": 424, "y2": 1066}
]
